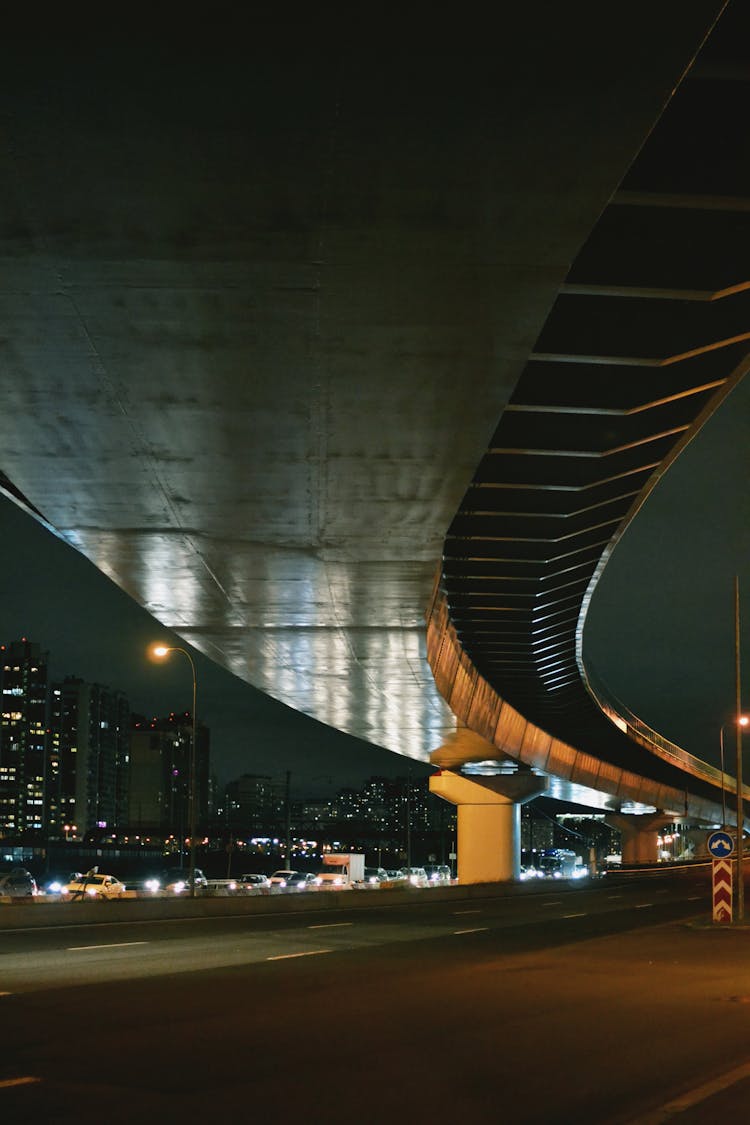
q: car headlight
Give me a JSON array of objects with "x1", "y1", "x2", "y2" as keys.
[
  {"x1": 145, "y1": 879, "x2": 160, "y2": 893},
  {"x1": 48, "y1": 881, "x2": 62, "y2": 893},
  {"x1": 86, "y1": 887, "x2": 98, "y2": 896}
]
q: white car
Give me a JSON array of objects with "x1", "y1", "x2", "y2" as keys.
[
  {"x1": 237, "y1": 873, "x2": 270, "y2": 891},
  {"x1": 65, "y1": 873, "x2": 126, "y2": 900},
  {"x1": 268, "y1": 870, "x2": 316, "y2": 889},
  {"x1": 268, "y1": 869, "x2": 300, "y2": 888}
]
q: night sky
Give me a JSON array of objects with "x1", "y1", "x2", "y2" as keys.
[
  {"x1": 584, "y1": 373, "x2": 750, "y2": 765},
  {"x1": 0, "y1": 373, "x2": 747, "y2": 795}
]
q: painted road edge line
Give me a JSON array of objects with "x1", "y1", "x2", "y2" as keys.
[
  {"x1": 267, "y1": 949, "x2": 332, "y2": 960},
  {"x1": 628, "y1": 1058, "x2": 750, "y2": 1124},
  {"x1": 307, "y1": 922, "x2": 353, "y2": 930},
  {"x1": 453, "y1": 927, "x2": 489, "y2": 935},
  {"x1": 67, "y1": 941, "x2": 149, "y2": 951}
]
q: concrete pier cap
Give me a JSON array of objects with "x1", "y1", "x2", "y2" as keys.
[
  {"x1": 430, "y1": 769, "x2": 548, "y2": 884},
  {"x1": 604, "y1": 812, "x2": 673, "y2": 866}
]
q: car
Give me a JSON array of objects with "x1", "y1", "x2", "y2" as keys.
[
  {"x1": 237, "y1": 873, "x2": 270, "y2": 891},
  {"x1": 293, "y1": 873, "x2": 318, "y2": 890},
  {"x1": 423, "y1": 864, "x2": 452, "y2": 886},
  {"x1": 405, "y1": 866, "x2": 429, "y2": 888},
  {"x1": 268, "y1": 869, "x2": 316, "y2": 889},
  {"x1": 42, "y1": 871, "x2": 83, "y2": 895},
  {"x1": 359, "y1": 866, "x2": 388, "y2": 886},
  {"x1": 268, "y1": 869, "x2": 301, "y2": 888},
  {"x1": 161, "y1": 868, "x2": 208, "y2": 894},
  {"x1": 64, "y1": 872, "x2": 126, "y2": 900},
  {"x1": 385, "y1": 868, "x2": 407, "y2": 884},
  {"x1": 0, "y1": 867, "x2": 38, "y2": 897}
]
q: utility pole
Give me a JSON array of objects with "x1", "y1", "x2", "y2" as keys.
[
  {"x1": 405, "y1": 767, "x2": 412, "y2": 872},
  {"x1": 284, "y1": 770, "x2": 292, "y2": 867}
]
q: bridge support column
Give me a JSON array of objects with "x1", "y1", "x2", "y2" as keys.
[
  {"x1": 430, "y1": 770, "x2": 547, "y2": 883},
  {"x1": 605, "y1": 813, "x2": 671, "y2": 865}
]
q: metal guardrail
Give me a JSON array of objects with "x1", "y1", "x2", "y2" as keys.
[{"x1": 583, "y1": 659, "x2": 747, "y2": 797}]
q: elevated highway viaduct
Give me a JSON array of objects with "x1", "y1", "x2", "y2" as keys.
[{"x1": 1, "y1": 4, "x2": 748, "y2": 877}]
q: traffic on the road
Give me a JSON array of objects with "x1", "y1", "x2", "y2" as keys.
[{"x1": 0, "y1": 860, "x2": 460, "y2": 902}]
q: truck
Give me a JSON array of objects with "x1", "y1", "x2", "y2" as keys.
[{"x1": 313, "y1": 853, "x2": 365, "y2": 889}]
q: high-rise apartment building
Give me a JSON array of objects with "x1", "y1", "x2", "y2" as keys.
[
  {"x1": 47, "y1": 676, "x2": 131, "y2": 838},
  {"x1": 0, "y1": 639, "x2": 48, "y2": 837},
  {"x1": 224, "y1": 773, "x2": 283, "y2": 835},
  {"x1": 128, "y1": 712, "x2": 210, "y2": 837}
]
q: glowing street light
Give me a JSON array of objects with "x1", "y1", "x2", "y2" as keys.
[{"x1": 150, "y1": 644, "x2": 198, "y2": 897}]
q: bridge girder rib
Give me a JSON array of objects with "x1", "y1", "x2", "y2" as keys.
[{"x1": 433, "y1": 14, "x2": 750, "y2": 818}]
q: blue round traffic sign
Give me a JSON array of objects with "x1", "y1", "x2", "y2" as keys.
[{"x1": 707, "y1": 830, "x2": 735, "y2": 858}]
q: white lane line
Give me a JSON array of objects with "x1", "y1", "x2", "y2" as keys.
[
  {"x1": 453, "y1": 927, "x2": 489, "y2": 935},
  {"x1": 635, "y1": 904, "x2": 653, "y2": 909},
  {"x1": 0, "y1": 1076, "x2": 40, "y2": 1089},
  {"x1": 67, "y1": 941, "x2": 149, "y2": 951},
  {"x1": 453, "y1": 909, "x2": 482, "y2": 915},
  {"x1": 687, "y1": 896, "x2": 702, "y2": 901},
  {"x1": 630, "y1": 1058, "x2": 750, "y2": 1123},
  {"x1": 563, "y1": 913, "x2": 587, "y2": 919},
  {"x1": 607, "y1": 894, "x2": 623, "y2": 900},
  {"x1": 307, "y1": 922, "x2": 353, "y2": 930},
  {"x1": 267, "y1": 949, "x2": 332, "y2": 961},
  {"x1": 541, "y1": 900, "x2": 563, "y2": 906}
]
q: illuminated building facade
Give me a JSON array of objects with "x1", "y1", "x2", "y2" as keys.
[
  {"x1": 0, "y1": 639, "x2": 48, "y2": 837},
  {"x1": 47, "y1": 676, "x2": 130, "y2": 838}
]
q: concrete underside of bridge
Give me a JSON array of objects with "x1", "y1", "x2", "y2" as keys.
[{"x1": 1, "y1": 5, "x2": 747, "y2": 845}]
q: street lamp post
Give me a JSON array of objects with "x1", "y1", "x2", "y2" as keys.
[
  {"x1": 734, "y1": 576, "x2": 745, "y2": 923},
  {"x1": 720, "y1": 725, "x2": 729, "y2": 830},
  {"x1": 151, "y1": 644, "x2": 198, "y2": 898}
]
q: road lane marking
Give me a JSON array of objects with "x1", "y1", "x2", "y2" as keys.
[
  {"x1": 635, "y1": 903, "x2": 653, "y2": 909},
  {"x1": 67, "y1": 941, "x2": 149, "y2": 951},
  {"x1": 453, "y1": 909, "x2": 482, "y2": 915},
  {"x1": 267, "y1": 949, "x2": 332, "y2": 960},
  {"x1": 607, "y1": 894, "x2": 623, "y2": 899},
  {"x1": 453, "y1": 928, "x2": 489, "y2": 935},
  {"x1": 687, "y1": 895, "x2": 701, "y2": 901},
  {"x1": 307, "y1": 922, "x2": 353, "y2": 930},
  {"x1": 630, "y1": 1058, "x2": 750, "y2": 1123},
  {"x1": 0, "y1": 1076, "x2": 39, "y2": 1089},
  {"x1": 541, "y1": 900, "x2": 563, "y2": 906},
  {"x1": 563, "y1": 913, "x2": 586, "y2": 919}
]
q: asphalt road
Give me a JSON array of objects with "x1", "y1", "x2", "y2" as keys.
[{"x1": 3, "y1": 871, "x2": 750, "y2": 1124}]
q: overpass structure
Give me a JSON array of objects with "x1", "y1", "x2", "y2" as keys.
[{"x1": 1, "y1": 5, "x2": 748, "y2": 879}]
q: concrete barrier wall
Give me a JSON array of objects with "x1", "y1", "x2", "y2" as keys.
[{"x1": 0, "y1": 878, "x2": 589, "y2": 931}]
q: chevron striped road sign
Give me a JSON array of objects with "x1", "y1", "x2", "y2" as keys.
[{"x1": 712, "y1": 858, "x2": 733, "y2": 924}]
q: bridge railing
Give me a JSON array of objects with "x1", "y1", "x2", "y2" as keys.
[{"x1": 582, "y1": 659, "x2": 745, "y2": 798}]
